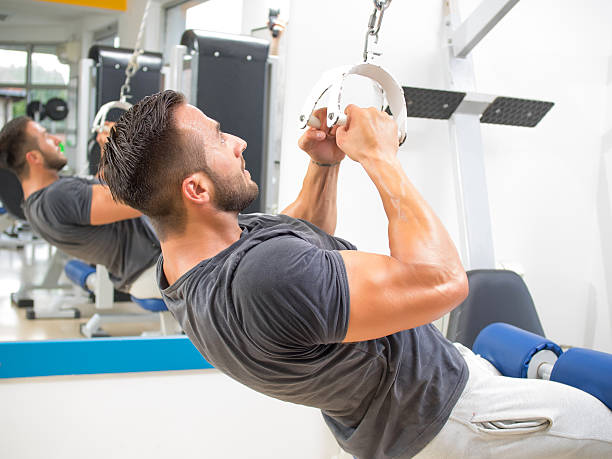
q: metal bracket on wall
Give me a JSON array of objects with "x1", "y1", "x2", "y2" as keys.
[
  {"x1": 450, "y1": 0, "x2": 521, "y2": 58},
  {"x1": 443, "y1": 0, "x2": 527, "y2": 273}
]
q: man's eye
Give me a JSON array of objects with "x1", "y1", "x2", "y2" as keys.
[{"x1": 220, "y1": 133, "x2": 226, "y2": 144}]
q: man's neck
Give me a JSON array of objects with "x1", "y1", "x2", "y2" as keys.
[
  {"x1": 160, "y1": 211, "x2": 243, "y2": 286},
  {"x1": 21, "y1": 169, "x2": 60, "y2": 200}
]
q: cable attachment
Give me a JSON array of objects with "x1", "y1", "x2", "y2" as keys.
[
  {"x1": 363, "y1": 0, "x2": 392, "y2": 62},
  {"x1": 119, "y1": 49, "x2": 144, "y2": 103},
  {"x1": 118, "y1": 0, "x2": 152, "y2": 103},
  {"x1": 91, "y1": 0, "x2": 151, "y2": 132}
]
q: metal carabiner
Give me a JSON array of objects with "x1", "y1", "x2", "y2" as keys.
[
  {"x1": 373, "y1": 0, "x2": 392, "y2": 11},
  {"x1": 363, "y1": 0, "x2": 391, "y2": 61}
]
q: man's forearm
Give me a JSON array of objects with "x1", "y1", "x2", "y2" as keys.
[
  {"x1": 281, "y1": 161, "x2": 339, "y2": 235},
  {"x1": 361, "y1": 156, "x2": 463, "y2": 273}
]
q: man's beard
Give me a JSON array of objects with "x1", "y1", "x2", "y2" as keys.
[
  {"x1": 43, "y1": 152, "x2": 67, "y2": 171},
  {"x1": 208, "y1": 168, "x2": 259, "y2": 212}
]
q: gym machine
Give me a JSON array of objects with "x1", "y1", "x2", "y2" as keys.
[
  {"x1": 167, "y1": 27, "x2": 283, "y2": 214},
  {"x1": 474, "y1": 322, "x2": 612, "y2": 411},
  {"x1": 78, "y1": 45, "x2": 163, "y2": 175},
  {"x1": 25, "y1": 97, "x2": 69, "y2": 125},
  {"x1": 62, "y1": 260, "x2": 178, "y2": 338}
]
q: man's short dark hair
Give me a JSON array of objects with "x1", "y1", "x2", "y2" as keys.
[
  {"x1": 101, "y1": 90, "x2": 206, "y2": 240},
  {"x1": 0, "y1": 116, "x2": 36, "y2": 178}
]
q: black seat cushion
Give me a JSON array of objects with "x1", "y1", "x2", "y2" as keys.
[
  {"x1": 446, "y1": 269, "x2": 545, "y2": 349},
  {"x1": 0, "y1": 168, "x2": 26, "y2": 220}
]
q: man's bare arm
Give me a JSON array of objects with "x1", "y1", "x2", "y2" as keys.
[
  {"x1": 90, "y1": 184, "x2": 142, "y2": 225},
  {"x1": 336, "y1": 106, "x2": 468, "y2": 342},
  {"x1": 281, "y1": 109, "x2": 344, "y2": 235},
  {"x1": 281, "y1": 160, "x2": 339, "y2": 234}
]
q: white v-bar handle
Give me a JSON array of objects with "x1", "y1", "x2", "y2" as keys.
[
  {"x1": 91, "y1": 100, "x2": 132, "y2": 134},
  {"x1": 298, "y1": 63, "x2": 407, "y2": 146}
]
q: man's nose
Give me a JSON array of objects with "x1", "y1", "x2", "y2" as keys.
[{"x1": 233, "y1": 136, "x2": 247, "y2": 156}]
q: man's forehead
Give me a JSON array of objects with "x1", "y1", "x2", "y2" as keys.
[
  {"x1": 26, "y1": 121, "x2": 44, "y2": 135},
  {"x1": 176, "y1": 103, "x2": 215, "y2": 127}
]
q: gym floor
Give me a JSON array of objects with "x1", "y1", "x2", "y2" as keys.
[{"x1": 0, "y1": 237, "x2": 164, "y2": 342}]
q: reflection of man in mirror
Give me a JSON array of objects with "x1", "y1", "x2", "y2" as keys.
[
  {"x1": 100, "y1": 90, "x2": 612, "y2": 459},
  {"x1": 0, "y1": 116, "x2": 161, "y2": 298}
]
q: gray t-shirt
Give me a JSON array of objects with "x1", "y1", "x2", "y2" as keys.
[
  {"x1": 24, "y1": 176, "x2": 160, "y2": 291},
  {"x1": 158, "y1": 213, "x2": 468, "y2": 458}
]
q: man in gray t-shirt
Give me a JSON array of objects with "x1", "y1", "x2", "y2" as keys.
[
  {"x1": 100, "y1": 90, "x2": 612, "y2": 458},
  {"x1": 157, "y1": 213, "x2": 467, "y2": 458},
  {"x1": 99, "y1": 90, "x2": 469, "y2": 458},
  {"x1": 0, "y1": 116, "x2": 160, "y2": 294}
]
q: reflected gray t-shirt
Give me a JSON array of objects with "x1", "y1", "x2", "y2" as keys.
[
  {"x1": 158, "y1": 213, "x2": 468, "y2": 458},
  {"x1": 24, "y1": 176, "x2": 160, "y2": 291}
]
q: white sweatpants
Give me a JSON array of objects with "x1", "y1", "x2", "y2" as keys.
[
  {"x1": 128, "y1": 263, "x2": 162, "y2": 299},
  {"x1": 415, "y1": 343, "x2": 612, "y2": 458}
]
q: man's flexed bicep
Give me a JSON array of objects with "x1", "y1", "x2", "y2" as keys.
[
  {"x1": 339, "y1": 250, "x2": 468, "y2": 343},
  {"x1": 334, "y1": 105, "x2": 468, "y2": 342},
  {"x1": 90, "y1": 184, "x2": 142, "y2": 225}
]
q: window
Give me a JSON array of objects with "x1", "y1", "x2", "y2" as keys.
[
  {"x1": 0, "y1": 46, "x2": 28, "y2": 85},
  {"x1": 31, "y1": 46, "x2": 70, "y2": 85},
  {"x1": 0, "y1": 43, "x2": 75, "y2": 144},
  {"x1": 163, "y1": 0, "x2": 245, "y2": 65},
  {"x1": 185, "y1": 0, "x2": 243, "y2": 34}
]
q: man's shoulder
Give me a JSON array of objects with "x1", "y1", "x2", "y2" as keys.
[
  {"x1": 238, "y1": 212, "x2": 295, "y2": 228},
  {"x1": 25, "y1": 176, "x2": 94, "y2": 226},
  {"x1": 54, "y1": 176, "x2": 96, "y2": 190},
  {"x1": 233, "y1": 234, "x2": 325, "y2": 288},
  {"x1": 241, "y1": 232, "x2": 304, "y2": 257},
  {"x1": 34, "y1": 176, "x2": 92, "y2": 200}
]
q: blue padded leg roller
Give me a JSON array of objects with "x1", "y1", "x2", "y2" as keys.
[
  {"x1": 130, "y1": 296, "x2": 168, "y2": 312},
  {"x1": 472, "y1": 322, "x2": 562, "y2": 378},
  {"x1": 64, "y1": 260, "x2": 96, "y2": 292},
  {"x1": 550, "y1": 348, "x2": 612, "y2": 411}
]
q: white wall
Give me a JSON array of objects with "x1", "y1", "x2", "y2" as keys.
[
  {"x1": 468, "y1": 0, "x2": 612, "y2": 351},
  {"x1": 118, "y1": 0, "x2": 160, "y2": 52},
  {"x1": 280, "y1": 0, "x2": 612, "y2": 351},
  {"x1": 0, "y1": 16, "x2": 77, "y2": 44},
  {"x1": 1, "y1": 369, "x2": 340, "y2": 459},
  {"x1": 241, "y1": 0, "x2": 290, "y2": 35},
  {"x1": 281, "y1": 0, "x2": 458, "y2": 256}
]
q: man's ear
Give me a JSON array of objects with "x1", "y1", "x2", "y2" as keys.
[
  {"x1": 25, "y1": 150, "x2": 42, "y2": 166},
  {"x1": 182, "y1": 172, "x2": 212, "y2": 205}
]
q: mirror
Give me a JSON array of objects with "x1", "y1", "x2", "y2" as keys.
[{"x1": 0, "y1": 0, "x2": 290, "y2": 378}]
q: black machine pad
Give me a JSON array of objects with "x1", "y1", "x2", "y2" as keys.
[
  {"x1": 181, "y1": 30, "x2": 269, "y2": 214},
  {"x1": 87, "y1": 46, "x2": 163, "y2": 174},
  {"x1": 401, "y1": 87, "x2": 553, "y2": 127},
  {"x1": 480, "y1": 97, "x2": 554, "y2": 128},
  {"x1": 402, "y1": 86, "x2": 466, "y2": 120},
  {"x1": 88, "y1": 46, "x2": 163, "y2": 122}
]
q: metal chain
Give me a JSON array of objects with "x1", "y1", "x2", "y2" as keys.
[
  {"x1": 363, "y1": 0, "x2": 392, "y2": 61},
  {"x1": 119, "y1": 0, "x2": 152, "y2": 102}
]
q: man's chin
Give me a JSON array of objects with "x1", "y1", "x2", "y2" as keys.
[
  {"x1": 214, "y1": 186, "x2": 259, "y2": 213},
  {"x1": 240, "y1": 186, "x2": 259, "y2": 212},
  {"x1": 44, "y1": 157, "x2": 68, "y2": 171}
]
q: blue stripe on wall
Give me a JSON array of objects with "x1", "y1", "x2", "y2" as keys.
[{"x1": 0, "y1": 336, "x2": 213, "y2": 378}]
